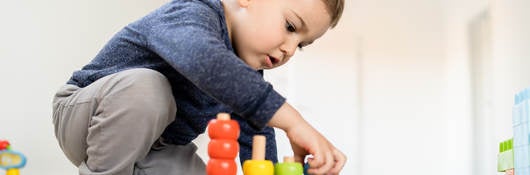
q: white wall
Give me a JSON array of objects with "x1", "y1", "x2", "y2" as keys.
[
  {"x1": 490, "y1": 0, "x2": 530, "y2": 141},
  {"x1": 348, "y1": 1, "x2": 448, "y2": 175},
  {"x1": 442, "y1": 0, "x2": 489, "y2": 174}
]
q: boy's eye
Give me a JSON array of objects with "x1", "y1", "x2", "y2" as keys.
[
  {"x1": 286, "y1": 21, "x2": 296, "y2": 32},
  {"x1": 297, "y1": 44, "x2": 304, "y2": 50}
]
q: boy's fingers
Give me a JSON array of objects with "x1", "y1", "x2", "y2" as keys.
[
  {"x1": 308, "y1": 151, "x2": 334, "y2": 174},
  {"x1": 306, "y1": 143, "x2": 330, "y2": 173},
  {"x1": 330, "y1": 149, "x2": 347, "y2": 174},
  {"x1": 307, "y1": 150, "x2": 324, "y2": 168}
]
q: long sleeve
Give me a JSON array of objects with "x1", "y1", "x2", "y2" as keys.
[
  {"x1": 233, "y1": 114, "x2": 278, "y2": 164},
  {"x1": 136, "y1": 1, "x2": 285, "y2": 129}
]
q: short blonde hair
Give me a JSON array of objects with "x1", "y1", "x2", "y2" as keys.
[{"x1": 322, "y1": 0, "x2": 344, "y2": 28}]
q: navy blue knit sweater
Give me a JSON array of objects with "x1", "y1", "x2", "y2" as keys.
[{"x1": 66, "y1": 0, "x2": 285, "y2": 163}]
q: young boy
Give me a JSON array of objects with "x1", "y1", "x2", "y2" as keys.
[{"x1": 52, "y1": 0, "x2": 346, "y2": 174}]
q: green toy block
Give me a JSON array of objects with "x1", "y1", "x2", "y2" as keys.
[
  {"x1": 498, "y1": 138, "x2": 514, "y2": 172},
  {"x1": 275, "y1": 162, "x2": 303, "y2": 175},
  {"x1": 274, "y1": 157, "x2": 303, "y2": 175}
]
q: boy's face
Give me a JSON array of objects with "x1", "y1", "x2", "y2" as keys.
[{"x1": 228, "y1": 0, "x2": 331, "y2": 70}]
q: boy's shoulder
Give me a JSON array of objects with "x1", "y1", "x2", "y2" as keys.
[
  {"x1": 160, "y1": 0, "x2": 223, "y2": 17},
  {"x1": 136, "y1": 0, "x2": 224, "y2": 28}
]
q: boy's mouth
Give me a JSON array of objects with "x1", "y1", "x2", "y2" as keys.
[{"x1": 266, "y1": 55, "x2": 280, "y2": 68}]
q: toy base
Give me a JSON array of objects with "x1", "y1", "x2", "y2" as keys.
[{"x1": 6, "y1": 169, "x2": 19, "y2": 175}]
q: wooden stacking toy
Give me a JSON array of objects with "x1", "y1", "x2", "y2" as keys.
[
  {"x1": 0, "y1": 140, "x2": 26, "y2": 175},
  {"x1": 274, "y1": 156, "x2": 303, "y2": 175},
  {"x1": 206, "y1": 113, "x2": 240, "y2": 175},
  {"x1": 243, "y1": 135, "x2": 274, "y2": 175}
]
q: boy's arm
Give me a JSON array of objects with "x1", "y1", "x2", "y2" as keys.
[{"x1": 268, "y1": 102, "x2": 347, "y2": 174}]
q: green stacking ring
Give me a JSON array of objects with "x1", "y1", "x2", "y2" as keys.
[{"x1": 274, "y1": 162, "x2": 303, "y2": 175}]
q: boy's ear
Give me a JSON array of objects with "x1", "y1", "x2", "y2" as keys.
[{"x1": 237, "y1": 0, "x2": 251, "y2": 8}]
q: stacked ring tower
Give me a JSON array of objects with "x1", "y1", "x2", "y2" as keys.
[{"x1": 206, "y1": 113, "x2": 240, "y2": 175}]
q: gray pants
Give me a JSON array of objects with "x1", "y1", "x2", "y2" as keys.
[{"x1": 52, "y1": 68, "x2": 206, "y2": 175}]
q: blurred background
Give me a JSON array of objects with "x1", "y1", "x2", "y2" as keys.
[{"x1": 1, "y1": 0, "x2": 529, "y2": 174}]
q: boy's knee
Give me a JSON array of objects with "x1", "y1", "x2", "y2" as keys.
[
  {"x1": 118, "y1": 68, "x2": 173, "y2": 98},
  {"x1": 122, "y1": 68, "x2": 171, "y2": 88},
  {"x1": 106, "y1": 68, "x2": 177, "y2": 122}
]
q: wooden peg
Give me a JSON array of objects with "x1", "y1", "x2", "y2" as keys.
[
  {"x1": 243, "y1": 135, "x2": 274, "y2": 175},
  {"x1": 251, "y1": 135, "x2": 266, "y2": 160},
  {"x1": 217, "y1": 113, "x2": 231, "y2": 120}
]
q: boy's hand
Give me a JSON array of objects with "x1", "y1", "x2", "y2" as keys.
[{"x1": 268, "y1": 103, "x2": 346, "y2": 174}]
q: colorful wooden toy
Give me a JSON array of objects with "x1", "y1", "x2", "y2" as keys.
[
  {"x1": 513, "y1": 88, "x2": 530, "y2": 174},
  {"x1": 0, "y1": 140, "x2": 26, "y2": 175},
  {"x1": 207, "y1": 113, "x2": 240, "y2": 175},
  {"x1": 243, "y1": 135, "x2": 274, "y2": 175},
  {"x1": 207, "y1": 158, "x2": 237, "y2": 175},
  {"x1": 208, "y1": 139, "x2": 239, "y2": 159},
  {"x1": 0, "y1": 141, "x2": 9, "y2": 150},
  {"x1": 498, "y1": 138, "x2": 514, "y2": 174},
  {"x1": 274, "y1": 156, "x2": 303, "y2": 175},
  {"x1": 208, "y1": 113, "x2": 240, "y2": 140}
]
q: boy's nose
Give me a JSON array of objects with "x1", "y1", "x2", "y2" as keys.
[{"x1": 280, "y1": 40, "x2": 297, "y2": 59}]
